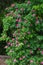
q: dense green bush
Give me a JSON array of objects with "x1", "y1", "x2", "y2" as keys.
[{"x1": 0, "y1": 0, "x2": 43, "y2": 65}]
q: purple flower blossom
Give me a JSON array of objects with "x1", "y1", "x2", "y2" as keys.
[
  {"x1": 30, "y1": 60, "x2": 33, "y2": 63},
  {"x1": 16, "y1": 19, "x2": 19, "y2": 22},
  {"x1": 27, "y1": 1, "x2": 31, "y2": 4},
  {"x1": 22, "y1": 56, "x2": 26, "y2": 59},
  {"x1": 11, "y1": 4, "x2": 15, "y2": 7},
  {"x1": 9, "y1": 50, "x2": 13, "y2": 52},
  {"x1": 27, "y1": 32, "x2": 30, "y2": 34},
  {"x1": 19, "y1": 57, "x2": 22, "y2": 60},
  {"x1": 13, "y1": 59, "x2": 17, "y2": 62},
  {"x1": 36, "y1": 20, "x2": 39, "y2": 24},
  {"x1": 4, "y1": 46, "x2": 8, "y2": 49},
  {"x1": 12, "y1": 38, "x2": 14, "y2": 41},
  {"x1": 7, "y1": 42, "x2": 11, "y2": 45},
  {"x1": 32, "y1": 14, "x2": 36, "y2": 17},
  {"x1": 41, "y1": 61, "x2": 43, "y2": 64}
]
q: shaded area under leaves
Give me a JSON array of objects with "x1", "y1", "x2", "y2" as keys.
[{"x1": 0, "y1": 41, "x2": 7, "y2": 55}]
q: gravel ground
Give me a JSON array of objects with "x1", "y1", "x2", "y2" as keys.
[
  {"x1": 0, "y1": 59, "x2": 7, "y2": 65},
  {"x1": 0, "y1": 55, "x2": 10, "y2": 65}
]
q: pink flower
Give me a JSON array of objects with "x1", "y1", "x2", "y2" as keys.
[
  {"x1": 16, "y1": 19, "x2": 19, "y2": 22},
  {"x1": 27, "y1": 1, "x2": 31, "y2": 4},
  {"x1": 41, "y1": 61, "x2": 43, "y2": 64},
  {"x1": 38, "y1": 48, "x2": 40, "y2": 50},
  {"x1": 16, "y1": 44, "x2": 19, "y2": 46},
  {"x1": 27, "y1": 32, "x2": 30, "y2": 34},
  {"x1": 16, "y1": 37, "x2": 18, "y2": 40},
  {"x1": 11, "y1": 4, "x2": 15, "y2": 7},
  {"x1": 30, "y1": 50, "x2": 33, "y2": 54},
  {"x1": 19, "y1": 57, "x2": 22, "y2": 60},
  {"x1": 36, "y1": 20, "x2": 39, "y2": 24},
  {"x1": 16, "y1": 40, "x2": 18, "y2": 43},
  {"x1": 19, "y1": 18, "x2": 22, "y2": 22},
  {"x1": 30, "y1": 60, "x2": 33, "y2": 63},
  {"x1": 7, "y1": 42, "x2": 11, "y2": 45},
  {"x1": 4, "y1": 46, "x2": 8, "y2": 48},
  {"x1": 22, "y1": 56, "x2": 25, "y2": 59},
  {"x1": 16, "y1": 41, "x2": 19, "y2": 46},
  {"x1": 10, "y1": 43, "x2": 13, "y2": 46},
  {"x1": 16, "y1": 24, "x2": 19, "y2": 27},
  {"x1": 32, "y1": 14, "x2": 36, "y2": 17},
  {"x1": 41, "y1": 51, "x2": 43, "y2": 55},
  {"x1": 6, "y1": 11, "x2": 13, "y2": 16},
  {"x1": 20, "y1": 8, "x2": 24, "y2": 11},
  {"x1": 18, "y1": 14, "x2": 21, "y2": 17},
  {"x1": 13, "y1": 33, "x2": 16, "y2": 36},
  {"x1": 6, "y1": 13, "x2": 10, "y2": 16},
  {"x1": 13, "y1": 59, "x2": 17, "y2": 62},
  {"x1": 9, "y1": 50, "x2": 13, "y2": 52},
  {"x1": 12, "y1": 38, "x2": 14, "y2": 41}
]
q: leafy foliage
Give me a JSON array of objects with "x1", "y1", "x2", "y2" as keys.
[{"x1": 0, "y1": 0, "x2": 43, "y2": 65}]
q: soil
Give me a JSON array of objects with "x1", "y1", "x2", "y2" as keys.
[
  {"x1": 0, "y1": 59, "x2": 7, "y2": 65},
  {"x1": 0, "y1": 55, "x2": 10, "y2": 65}
]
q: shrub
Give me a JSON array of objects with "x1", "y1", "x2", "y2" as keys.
[{"x1": 0, "y1": 0, "x2": 43, "y2": 65}]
